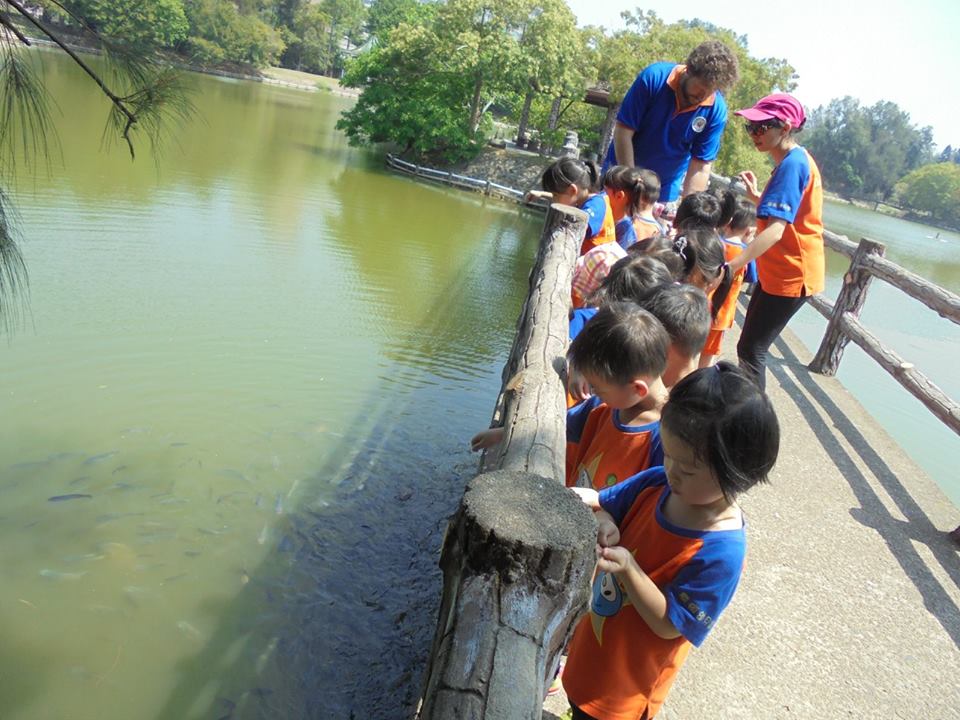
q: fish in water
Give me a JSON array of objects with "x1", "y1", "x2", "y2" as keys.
[
  {"x1": 48, "y1": 493, "x2": 93, "y2": 502},
  {"x1": 84, "y1": 451, "x2": 117, "y2": 465},
  {"x1": 40, "y1": 568, "x2": 88, "y2": 581},
  {"x1": 176, "y1": 620, "x2": 202, "y2": 640}
]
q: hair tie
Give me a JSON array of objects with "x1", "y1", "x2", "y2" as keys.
[{"x1": 673, "y1": 236, "x2": 688, "y2": 262}]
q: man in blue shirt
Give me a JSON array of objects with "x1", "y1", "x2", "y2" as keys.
[{"x1": 604, "y1": 41, "x2": 740, "y2": 203}]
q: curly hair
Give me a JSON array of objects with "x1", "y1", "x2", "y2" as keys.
[{"x1": 685, "y1": 40, "x2": 739, "y2": 91}]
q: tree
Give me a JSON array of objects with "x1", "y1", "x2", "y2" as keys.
[
  {"x1": 0, "y1": 1, "x2": 194, "y2": 331},
  {"x1": 183, "y1": 0, "x2": 285, "y2": 67},
  {"x1": 938, "y1": 144, "x2": 953, "y2": 164},
  {"x1": 64, "y1": 0, "x2": 190, "y2": 48},
  {"x1": 896, "y1": 163, "x2": 960, "y2": 227},
  {"x1": 337, "y1": 22, "x2": 481, "y2": 162},
  {"x1": 318, "y1": 0, "x2": 365, "y2": 76},
  {"x1": 509, "y1": 0, "x2": 587, "y2": 146},
  {"x1": 804, "y1": 97, "x2": 933, "y2": 200}
]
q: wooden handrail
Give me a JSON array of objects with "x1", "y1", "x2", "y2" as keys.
[
  {"x1": 859, "y1": 253, "x2": 960, "y2": 323},
  {"x1": 835, "y1": 312, "x2": 960, "y2": 434},
  {"x1": 809, "y1": 236, "x2": 959, "y2": 442}
]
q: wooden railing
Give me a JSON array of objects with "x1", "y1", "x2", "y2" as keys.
[
  {"x1": 417, "y1": 205, "x2": 596, "y2": 719},
  {"x1": 386, "y1": 153, "x2": 526, "y2": 202},
  {"x1": 806, "y1": 230, "x2": 960, "y2": 437}
]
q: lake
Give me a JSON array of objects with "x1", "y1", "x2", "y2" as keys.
[
  {"x1": 0, "y1": 51, "x2": 543, "y2": 719},
  {"x1": 2, "y1": 49, "x2": 959, "y2": 720}
]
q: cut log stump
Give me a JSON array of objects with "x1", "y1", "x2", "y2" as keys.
[{"x1": 418, "y1": 470, "x2": 596, "y2": 720}]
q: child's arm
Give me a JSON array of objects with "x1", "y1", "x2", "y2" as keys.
[
  {"x1": 597, "y1": 547, "x2": 681, "y2": 640},
  {"x1": 470, "y1": 426, "x2": 504, "y2": 452},
  {"x1": 570, "y1": 488, "x2": 621, "y2": 547}
]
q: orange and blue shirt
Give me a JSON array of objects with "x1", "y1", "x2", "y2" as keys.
[
  {"x1": 565, "y1": 396, "x2": 662, "y2": 489},
  {"x1": 563, "y1": 467, "x2": 746, "y2": 720},
  {"x1": 580, "y1": 192, "x2": 617, "y2": 256},
  {"x1": 603, "y1": 63, "x2": 728, "y2": 202},
  {"x1": 703, "y1": 237, "x2": 748, "y2": 356},
  {"x1": 756, "y1": 146, "x2": 825, "y2": 297}
]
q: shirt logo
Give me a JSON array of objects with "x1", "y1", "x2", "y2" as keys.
[{"x1": 692, "y1": 116, "x2": 707, "y2": 133}]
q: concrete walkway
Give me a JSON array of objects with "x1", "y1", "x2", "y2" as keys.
[{"x1": 544, "y1": 318, "x2": 960, "y2": 719}]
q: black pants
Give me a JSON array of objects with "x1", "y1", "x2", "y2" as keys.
[{"x1": 736, "y1": 283, "x2": 807, "y2": 392}]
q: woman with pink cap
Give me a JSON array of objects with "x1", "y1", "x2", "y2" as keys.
[{"x1": 725, "y1": 93, "x2": 825, "y2": 391}]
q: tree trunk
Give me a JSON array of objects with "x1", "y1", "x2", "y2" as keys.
[
  {"x1": 516, "y1": 86, "x2": 535, "y2": 145},
  {"x1": 469, "y1": 74, "x2": 484, "y2": 134},
  {"x1": 548, "y1": 96, "x2": 562, "y2": 131},
  {"x1": 598, "y1": 103, "x2": 620, "y2": 161}
]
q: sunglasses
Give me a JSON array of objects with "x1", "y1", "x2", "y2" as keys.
[{"x1": 744, "y1": 119, "x2": 782, "y2": 136}]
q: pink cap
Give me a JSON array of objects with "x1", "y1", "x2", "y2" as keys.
[{"x1": 735, "y1": 94, "x2": 806, "y2": 128}]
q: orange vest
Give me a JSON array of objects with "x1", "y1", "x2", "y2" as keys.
[{"x1": 579, "y1": 193, "x2": 617, "y2": 256}]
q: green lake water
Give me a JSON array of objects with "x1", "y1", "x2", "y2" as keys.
[
  {"x1": 1, "y1": 52, "x2": 542, "y2": 719},
  {"x1": 3, "y1": 50, "x2": 960, "y2": 720}
]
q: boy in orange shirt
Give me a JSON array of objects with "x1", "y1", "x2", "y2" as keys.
[{"x1": 565, "y1": 302, "x2": 670, "y2": 490}]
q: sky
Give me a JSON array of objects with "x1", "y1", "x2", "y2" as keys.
[{"x1": 563, "y1": 0, "x2": 960, "y2": 150}]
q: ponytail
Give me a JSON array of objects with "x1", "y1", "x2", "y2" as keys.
[
  {"x1": 603, "y1": 166, "x2": 661, "y2": 216},
  {"x1": 542, "y1": 157, "x2": 601, "y2": 194}
]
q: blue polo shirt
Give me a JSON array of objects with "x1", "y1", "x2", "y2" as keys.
[{"x1": 603, "y1": 63, "x2": 728, "y2": 202}]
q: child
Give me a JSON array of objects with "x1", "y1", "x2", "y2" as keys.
[
  {"x1": 700, "y1": 198, "x2": 758, "y2": 367},
  {"x1": 636, "y1": 283, "x2": 710, "y2": 388},
  {"x1": 471, "y1": 302, "x2": 670, "y2": 492},
  {"x1": 567, "y1": 256, "x2": 674, "y2": 403},
  {"x1": 563, "y1": 362, "x2": 780, "y2": 720},
  {"x1": 540, "y1": 158, "x2": 616, "y2": 256},
  {"x1": 672, "y1": 188, "x2": 736, "y2": 234},
  {"x1": 565, "y1": 302, "x2": 669, "y2": 490},
  {"x1": 602, "y1": 166, "x2": 664, "y2": 250},
  {"x1": 670, "y1": 226, "x2": 728, "y2": 296}
]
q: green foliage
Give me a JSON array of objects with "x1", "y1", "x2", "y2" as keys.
[
  {"x1": 318, "y1": 0, "x2": 366, "y2": 74},
  {"x1": 337, "y1": 24, "x2": 483, "y2": 163},
  {"x1": 183, "y1": 0, "x2": 285, "y2": 67},
  {"x1": 282, "y1": 4, "x2": 333, "y2": 73},
  {"x1": 62, "y1": 0, "x2": 190, "y2": 48},
  {"x1": 366, "y1": 0, "x2": 433, "y2": 42},
  {"x1": 804, "y1": 97, "x2": 934, "y2": 200},
  {"x1": 895, "y1": 163, "x2": 960, "y2": 226}
]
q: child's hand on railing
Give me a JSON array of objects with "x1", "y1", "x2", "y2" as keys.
[{"x1": 470, "y1": 426, "x2": 505, "y2": 452}]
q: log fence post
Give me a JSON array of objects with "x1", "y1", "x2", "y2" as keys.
[
  {"x1": 418, "y1": 204, "x2": 594, "y2": 718},
  {"x1": 809, "y1": 238, "x2": 886, "y2": 375}
]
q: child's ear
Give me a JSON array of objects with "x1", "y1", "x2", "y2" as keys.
[{"x1": 632, "y1": 378, "x2": 650, "y2": 398}]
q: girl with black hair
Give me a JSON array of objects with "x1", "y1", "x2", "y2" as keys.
[
  {"x1": 540, "y1": 157, "x2": 616, "y2": 256},
  {"x1": 564, "y1": 362, "x2": 780, "y2": 720}
]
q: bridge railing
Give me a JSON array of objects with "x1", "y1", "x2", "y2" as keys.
[
  {"x1": 806, "y1": 230, "x2": 960, "y2": 436},
  {"x1": 417, "y1": 205, "x2": 597, "y2": 719}
]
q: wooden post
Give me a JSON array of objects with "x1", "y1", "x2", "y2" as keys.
[
  {"x1": 417, "y1": 471, "x2": 596, "y2": 719},
  {"x1": 484, "y1": 203, "x2": 587, "y2": 481},
  {"x1": 417, "y1": 204, "x2": 592, "y2": 718},
  {"x1": 809, "y1": 238, "x2": 886, "y2": 375}
]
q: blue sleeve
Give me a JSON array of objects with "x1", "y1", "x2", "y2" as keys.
[
  {"x1": 567, "y1": 395, "x2": 602, "y2": 444},
  {"x1": 616, "y1": 65, "x2": 660, "y2": 131},
  {"x1": 581, "y1": 194, "x2": 607, "y2": 237},
  {"x1": 691, "y1": 98, "x2": 727, "y2": 162},
  {"x1": 648, "y1": 425, "x2": 663, "y2": 467},
  {"x1": 598, "y1": 467, "x2": 668, "y2": 525},
  {"x1": 758, "y1": 150, "x2": 809, "y2": 224},
  {"x1": 569, "y1": 307, "x2": 598, "y2": 340},
  {"x1": 615, "y1": 218, "x2": 638, "y2": 250},
  {"x1": 665, "y1": 533, "x2": 746, "y2": 647}
]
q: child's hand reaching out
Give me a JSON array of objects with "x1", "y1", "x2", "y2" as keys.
[
  {"x1": 596, "y1": 545, "x2": 635, "y2": 575},
  {"x1": 470, "y1": 426, "x2": 504, "y2": 452}
]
